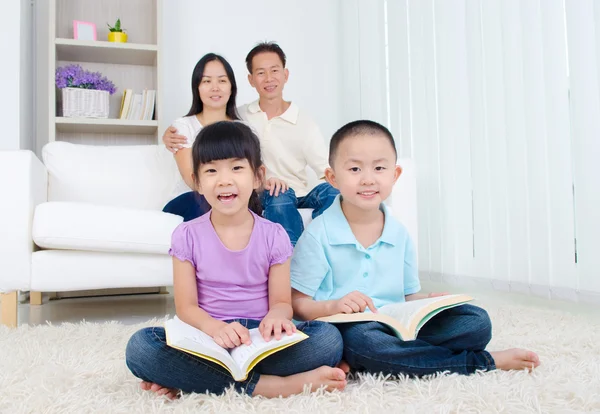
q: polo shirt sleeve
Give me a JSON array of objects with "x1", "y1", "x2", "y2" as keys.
[
  {"x1": 290, "y1": 232, "x2": 330, "y2": 297},
  {"x1": 302, "y1": 122, "x2": 329, "y2": 179},
  {"x1": 403, "y1": 235, "x2": 421, "y2": 295}
]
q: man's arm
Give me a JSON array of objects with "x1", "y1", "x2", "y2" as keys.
[{"x1": 303, "y1": 122, "x2": 329, "y2": 180}]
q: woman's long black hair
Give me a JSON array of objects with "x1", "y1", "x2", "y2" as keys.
[
  {"x1": 185, "y1": 53, "x2": 240, "y2": 120},
  {"x1": 192, "y1": 122, "x2": 263, "y2": 215}
]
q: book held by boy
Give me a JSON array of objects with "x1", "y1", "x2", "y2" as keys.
[
  {"x1": 316, "y1": 294, "x2": 473, "y2": 340},
  {"x1": 164, "y1": 316, "x2": 308, "y2": 381}
]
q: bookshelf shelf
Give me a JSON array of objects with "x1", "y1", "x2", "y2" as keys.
[
  {"x1": 55, "y1": 39, "x2": 158, "y2": 66},
  {"x1": 55, "y1": 117, "x2": 158, "y2": 134},
  {"x1": 37, "y1": 0, "x2": 163, "y2": 148}
]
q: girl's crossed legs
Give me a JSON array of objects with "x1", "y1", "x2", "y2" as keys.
[{"x1": 126, "y1": 319, "x2": 346, "y2": 398}]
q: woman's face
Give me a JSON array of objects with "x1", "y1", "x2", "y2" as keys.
[{"x1": 198, "y1": 60, "x2": 232, "y2": 111}]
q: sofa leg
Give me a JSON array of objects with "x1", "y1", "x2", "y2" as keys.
[
  {"x1": 30, "y1": 291, "x2": 43, "y2": 305},
  {"x1": 1, "y1": 292, "x2": 18, "y2": 327}
]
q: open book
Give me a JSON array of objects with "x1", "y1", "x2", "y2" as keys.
[
  {"x1": 316, "y1": 294, "x2": 473, "y2": 340},
  {"x1": 164, "y1": 317, "x2": 308, "y2": 381}
]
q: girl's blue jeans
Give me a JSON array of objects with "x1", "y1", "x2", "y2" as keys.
[
  {"x1": 125, "y1": 319, "x2": 343, "y2": 396},
  {"x1": 337, "y1": 304, "x2": 496, "y2": 376}
]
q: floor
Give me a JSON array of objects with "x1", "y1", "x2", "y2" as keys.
[{"x1": 2, "y1": 280, "x2": 598, "y2": 327}]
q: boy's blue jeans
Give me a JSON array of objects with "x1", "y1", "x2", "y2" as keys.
[
  {"x1": 260, "y1": 182, "x2": 339, "y2": 246},
  {"x1": 125, "y1": 319, "x2": 343, "y2": 396},
  {"x1": 336, "y1": 304, "x2": 496, "y2": 376}
]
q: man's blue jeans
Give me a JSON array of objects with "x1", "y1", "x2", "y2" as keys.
[
  {"x1": 125, "y1": 320, "x2": 343, "y2": 396},
  {"x1": 336, "y1": 304, "x2": 496, "y2": 376},
  {"x1": 260, "y1": 182, "x2": 339, "y2": 246}
]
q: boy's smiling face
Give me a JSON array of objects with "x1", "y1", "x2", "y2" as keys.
[{"x1": 325, "y1": 133, "x2": 402, "y2": 212}]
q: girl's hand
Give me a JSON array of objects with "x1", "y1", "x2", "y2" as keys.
[
  {"x1": 330, "y1": 291, "x2": 377, "y2": 314},
  {"x1": 212, "y1": 321, "x2": 251, "y2": 349},
  {"x1": 259, "y1": 313, "x2": 296, "y2": 341},
  {"x1": 264, "y1": 177, "x2": 289, "y2": 197},
  {"x1": 162, "y1": 126, "x2": 188, "y2": 153}
]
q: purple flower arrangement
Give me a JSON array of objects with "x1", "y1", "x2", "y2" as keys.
[{"x1": 55, "y1": 64, "x2": 117, "y2": 95}]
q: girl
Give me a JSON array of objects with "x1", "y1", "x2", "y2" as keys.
[
  {"x1": 162, "y1": 53, "x2": 240, "y2": 221},
  {"x1": 126, "y1": 121, "x2": 347, "y2": 398}
]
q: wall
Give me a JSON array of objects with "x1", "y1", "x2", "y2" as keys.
[
  {"x1": 0, "y1": 0, "x2": 33, "y2": 151},
  {"x1": 160, "y1": 0, "x2": 344, "y2": 141}
]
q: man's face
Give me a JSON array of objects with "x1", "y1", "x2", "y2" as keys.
[{"x1": 247, "y1": 52, "x2": 289, "y2": 100}]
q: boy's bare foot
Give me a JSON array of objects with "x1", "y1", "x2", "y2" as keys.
[
  {"x1": 490, "y1": 348, "x2": 541, "y2": 371},
  {"x1": 253, "y1": 366, "x2": 347, "y2": 398},
  {"x1": 140, "y1": 380, "x2": 180, "y2": 400},
  {"x1": 338, "y1": 360, "x2": 351, "y2": 374}
]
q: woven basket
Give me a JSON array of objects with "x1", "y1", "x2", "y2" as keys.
[{"x1": 62, "y1": 87, "x2": 109, "y2": 118}]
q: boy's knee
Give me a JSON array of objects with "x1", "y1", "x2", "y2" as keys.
[
  {"x1": 307, "y1": 321, "x2": 344, "y2": 362},
  {"x1": 466, "y1": 305, "x2": 492, "y2": 343}
]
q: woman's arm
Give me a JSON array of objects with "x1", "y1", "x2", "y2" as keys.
[
  {"x1": 172, "y1": 257, "x2": 226, "y2": 336},
  {"x1": 174, "y1": 148, "x2": 195, "y2": 190}
]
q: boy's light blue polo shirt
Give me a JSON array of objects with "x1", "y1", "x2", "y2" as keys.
[{"x1": 291, "y1": 196, "x2": 420, "y2": 308}]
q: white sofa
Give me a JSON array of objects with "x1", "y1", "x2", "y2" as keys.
[{"x1": 0, "y1": 142, "x2": 418, "y2": 327}]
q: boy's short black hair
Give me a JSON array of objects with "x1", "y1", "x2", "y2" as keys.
[
  {"x1": 329, "y1": 120, "x2": 398, "y2": 166},
  {"x1": 245, "y1": 42, "x2": 287, "y2": 73}
]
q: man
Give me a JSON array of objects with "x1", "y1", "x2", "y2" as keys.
[{"x1": 163, "y1": 42, "x2": 338, "y2": 245}]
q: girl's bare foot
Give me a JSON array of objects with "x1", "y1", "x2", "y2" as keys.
[
  {"x1": 490, "y1": 348, "x2": 541, "y2": 371},
  {"x1": 140, "y1": 380, "x2": 180, "y2": 400},
  {"x1": 253, "y1": 366, "x2": 347, "y2": 398},
  {"x1": 338, "y1": 360, "x2": 351, "y2": 374}
]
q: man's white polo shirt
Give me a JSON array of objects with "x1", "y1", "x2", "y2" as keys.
[{"x1": 238, "y1": 100, "x2": 329, "y2": 197}]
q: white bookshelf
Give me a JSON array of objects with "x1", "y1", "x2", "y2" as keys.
[
  {"x1": 55, "y1": 39, "x2": 158, "y2": 66},
  {"x1": 55, "y1": 117, "x2": 159, "y2": 134},
  {"x1": 36, "y1": 0, "x2": 163, "y2": 151}
]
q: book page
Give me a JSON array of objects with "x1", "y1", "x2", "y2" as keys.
[
  {"x1": 378, "y1": 294, "x2": 472, "y2": 337},
  {"x1": 165, "y1": 318, "x2": 238, "y2": 377},
  {"x1": 229, "y1": 329, "x2": 307, "y2": 374}
]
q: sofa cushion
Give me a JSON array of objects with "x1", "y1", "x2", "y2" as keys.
[
  {"x1": 43, "y1": 141, "x2": 180, "y2": 210},
  {"x1": 32, "y1": 202, "x2": 183, "y2": 254}
]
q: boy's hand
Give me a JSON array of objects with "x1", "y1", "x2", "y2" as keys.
[
  {"x1": 264, "y1": 178, "x2": 289, "y2": 197},
  {"x1": 427, "y1": 292, "x2": 449, "y2": 298},
  {"x1": 260, "y1": 311, "x2": 296, "y2": 341},
  {"x1": 212, "y1": 321, "x2": 251, "y2": 349},
  {"x1": 331, "y1": 291, "x2": 377, "y2": 314}
]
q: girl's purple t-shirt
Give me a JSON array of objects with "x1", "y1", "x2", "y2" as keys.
[{"x1": 169, "y1": 210, "x2": 293, "y2": 320}]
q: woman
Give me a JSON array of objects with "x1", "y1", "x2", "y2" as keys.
[{"x1": 162, "y1": 53, "x2": 240, "y2": 221}]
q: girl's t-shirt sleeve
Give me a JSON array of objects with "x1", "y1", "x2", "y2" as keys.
[
  {"x1": 169, "y1": 223, "x2": 196, "y2": 267},
  {"x1": 268, "y1": 224, "x2": 293, "y2": 267}
]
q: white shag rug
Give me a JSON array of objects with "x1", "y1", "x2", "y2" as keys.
[{"x1": 1, "y1": 302, "x2": 599, "y2": 414}]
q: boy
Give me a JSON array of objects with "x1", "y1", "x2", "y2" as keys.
[{"x1": 290, "y1": 120, "x2": 540, "y2": 376}]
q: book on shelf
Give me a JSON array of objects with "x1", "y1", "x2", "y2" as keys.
[
  {"x1": 119, "y1": 89, "x2": 155, "y2": 121},
  {"x1": 164, "y1": 316, "x2": 308, "y2": 381},
  {"x1": 315, "y1": 294, "x2": 474, "y2": 340}
]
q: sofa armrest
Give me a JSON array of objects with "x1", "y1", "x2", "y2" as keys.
[
  {"x1": 389, "y1": 158, "x2": 418, "y2": 249},
  {"x1": 0, "y1": 151, "x2": 48, "y2": 292}
]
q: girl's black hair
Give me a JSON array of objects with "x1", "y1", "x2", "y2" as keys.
[
  {"x1": 192, "y1": 121, "x2": 263, "y2": 215},
  {"x1": 185, "y1": 53, "x2": 240, "y2": 120}
]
